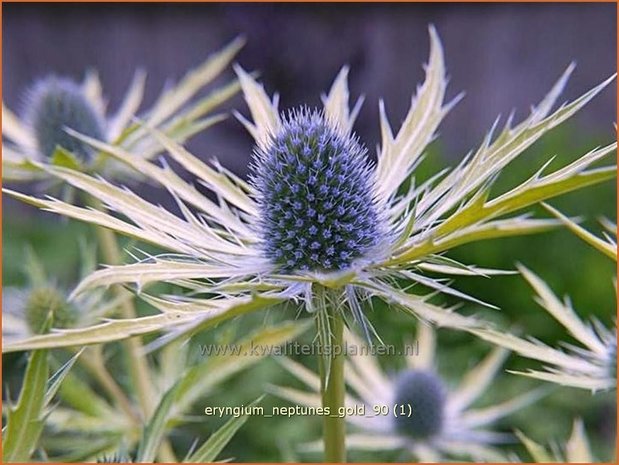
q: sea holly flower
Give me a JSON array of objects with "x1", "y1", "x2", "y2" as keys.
[
  {"x1": 251, "y1": 108, "x2": 384, "y2": 273},
  {"x1": 2, "y1": 248, "x2": 306, "y2": 461},
  {"x1": 2, "y1": 38, "x2": 243, "y2": 183},
  {"x1": 4, "y1": 26, "x2": 615, "y2": 463},
  {"x1": 472, "y1": 209, "x2": 617, "y2": 392},
  {"x1": 4, "y1": 27, "x2": 615, "y2": 355},
  {"x1": 2, "y1": 245, "x2": 124, "y2": 344},
  {"x1": 272, "y1": 326, "x2": 545, "y2": 462}
]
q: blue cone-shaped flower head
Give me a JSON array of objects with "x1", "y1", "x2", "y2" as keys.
[
  {"x1": 26, "y1": 76, "x2": 106, "y2": 160},
  {"x1": 393, "y1": 369, "x2": 447, "y2": 440},
  {"x1": 251, "y1": 108, "x2": 381, "y2": 272}
]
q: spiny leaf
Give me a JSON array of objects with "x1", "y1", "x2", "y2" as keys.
[
  {"x1": 136, "y1": 381, "x2": 181, "y2": 463},
  {"x1": 543, "y1": 202, "x2": 617, "y2": 260},
  {"x1": 3, "y1": 102, "x2": 34, "y2": 146},
  {"x1": 44, "y1": 349, "x2": 84, "y2": 406},
  {"x1": 360, "y1": 279, "x2": 481, "y2": 330},
  {"x1": 145, "y1": 36, "x2": 244, "y2": 129},
  {"x1": 3, "y1": 349, "x2": 49, "y2": 462},
  {"x1": 184, "y1": 397, "x2": 264, "y2": 463},
  {"x1": 376, "y1": 25, "x2": 454, "y2": 201},
  {"x1": 515, "y1": 431, "x2": 556, "y2": 462},
  {"x1": 50, "y1": 147, "x2": 82, "y2": 171},
  {"x1": 56, "y1": 368, "x2": 115, "y2": 417},
  {"x1": 234, "y1": 65, "x2": 281, "y2": 150},
  {"x1": 391, "y1": 152, "x2": 616, "y2": 265},
  {"x1": 3, "y1": 293, "x2": 284, "y2": 353},
  {"x1": 566, "y1": 419, "x2": 594, "y2": 462},
  {"x1": 175, "y1": 320, "x2": 311, "y2": 415},
  {"x1": 414, "y1": 73, "x2": 615, "y2": 231},
  {"x1": 437, "y1": 156, "x2": 616, "y2": 239},
  {"x1": 107, "y1": 69, "x2": 146, "y2": 142}
]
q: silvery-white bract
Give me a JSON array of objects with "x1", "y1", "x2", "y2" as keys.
[{"x1": 3, "y1": 27, "x2": 615, "y2": 354}]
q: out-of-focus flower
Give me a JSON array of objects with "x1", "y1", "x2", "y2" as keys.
[
  {"x1": 471, "y1": 208, "x2": 617, "y2": 393},
  {"x1": 2, "y1": 38, "x2": 243, "y2": 183},
  {"x1": 272, "y1": 326, "x2": 546, "y2": 462},
  {"x1": 2, "y1": 244, "x2": 124, "y2": 343},
  {"x1": 2, "y1": 246, "x2": 307, "y2": 461},
  {"x1": 515, "y1": 419, "x2": 597, "y2": 462}
]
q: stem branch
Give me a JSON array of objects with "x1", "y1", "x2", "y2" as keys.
[
  {"x1": 80, "y1": 347, "x2": 139, "y2": 424},
  {"x1": 94, "y1": 223, "x2": 157, "y2": 417}
]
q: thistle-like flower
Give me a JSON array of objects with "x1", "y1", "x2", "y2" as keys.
[
  {"x1": 2, "y1": 38, "x2": 243, "y2": 182},
  {"x1": 23, "y1": 285, "x2": 77, "y2": 334},
  {"x1": 4, "y1": 27, "x2": 616, "y2": 353},
  {"x1": 252, "y1": 108, "x2": 383, "y2": 272},
  {"x1": 27, "y1": 76, "x2": 106, "y2": 161},
  {"x1": 2, "y1": 245, "x2": 124, "y2": 344},
  {"x1": 473, "y1": 265, "x2": 616, "y2": 392},
  {"x1": 471, "y1": 208, "x2": 617, "y2": 392},
  {"x1": 272, "y1": 326, "x2": 546, "y2": 462}
]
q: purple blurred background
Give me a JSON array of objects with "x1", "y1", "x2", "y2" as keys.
[{"x1": 3, "y1": 2, "x2": 616, "y2": 177}]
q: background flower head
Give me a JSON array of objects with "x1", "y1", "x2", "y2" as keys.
[
  {"x1": 2, "y1": 38, "x2": 243, "y2": 183},
  {"x1": 26, "y1": 76, "x2": 106, "y2": 161},
  {"x1": 273, "y1": 326, "x2": 547, "y2": 462}
]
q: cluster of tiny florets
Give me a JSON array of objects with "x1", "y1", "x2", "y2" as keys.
[
  {"x1": 25, "y1": 286, "x2": 76, "y2": 334},
  {"x1": 251, "y1": 108, "x2": 381, "y2": 272},
  {"x1": 26, "y1": 76, "x2": 106, "y2": 159},
  {"x1": 393, "y1": 370, "x2": 447, "y2": 440}
]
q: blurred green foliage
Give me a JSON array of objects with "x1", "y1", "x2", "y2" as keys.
[{"x1": 2, "y1": 123, "x2": 616, "y2": 461}]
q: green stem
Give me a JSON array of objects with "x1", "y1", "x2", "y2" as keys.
[
  {"x1": 80, "y1": 347, "x2": 140, "y2": 424},
  {"x1": 94, "y1": 221, "x2": 157, "y2": 417},
  {"x1": 89, "y1": 198, "x2": 176, "y2": 462},
  {"x1": 317, "y1": 295, "x2": 347, "y2": 463}
]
